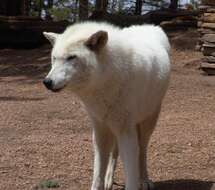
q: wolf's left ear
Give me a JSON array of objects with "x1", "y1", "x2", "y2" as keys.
[
  {"x1": 85, "y1": 30, "x2": 108, "y2": 51},
  {"x1": 43, "y1": 32, "x2": 59, "y2": 45}
]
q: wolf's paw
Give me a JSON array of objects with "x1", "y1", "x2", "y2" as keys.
[
  {"x1": 142, "y1": 180, "x2": 154, "y2": 190},
  {"x1": 104, "y1": 182, "x2": 113, "y2": 190}
]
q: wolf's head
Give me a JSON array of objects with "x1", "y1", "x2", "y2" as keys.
[{"x1": 43, "y1": 29, "x2": 108, "y2": 93}]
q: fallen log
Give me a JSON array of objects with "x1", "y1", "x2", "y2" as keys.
[{"x1": 89, "y1": 9, "x2": 199, "y2": 27}]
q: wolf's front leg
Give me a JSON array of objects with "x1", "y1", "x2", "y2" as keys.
[
  {"x1": 91, "y1": 122, "x2": 115, "y2": 190},
  {"x1": 104, "y1": 140, "x2": 118, "y2": 190},
  {"x1": 114, "y1": 127, "x2": 140, "y2": 190}
]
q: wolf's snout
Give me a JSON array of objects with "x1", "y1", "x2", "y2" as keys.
[{"x1": 43, "y1": 78, "x2": 53, "y2": 90}]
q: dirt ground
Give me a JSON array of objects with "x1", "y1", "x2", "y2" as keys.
[{"x1": 0, "y1": 30, "x2": 214, "y2": 190}]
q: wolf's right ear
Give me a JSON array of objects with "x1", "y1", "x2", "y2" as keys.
[
  {"x1": 85, "y1": 30, "x2": 108, "y2": 51},
  {"x1": 43, "y1": 32, "x2": 59, "y2": 45}
]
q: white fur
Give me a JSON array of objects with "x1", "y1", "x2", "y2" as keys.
[{"x1": 44, "y1": 21, "x2": 170, "y2": 190}]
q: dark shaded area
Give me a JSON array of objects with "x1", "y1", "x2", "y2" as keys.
[
  {"x1": 169, "y1": 0, "x2": 179, "y2": 10},
  {"x1": 0, "y1": 29, "x2": 45, "y2": 48},
  {"x1": 0, "y1": 0, "x2": 24, "y2": 16},
  {"x1": 0, "y1": 16, "x2": 68, "y2": 47},
  {"x1": 169, "y1": 29, "x2": 200, "y2": 50},
  {"x1": 0, "y1": 46, "x2": 51, "y2": 79},
  {"x1": 0, "y1": 1, "x2": 68, "y2": 47},
  {"x1": 113, "y1": 180, "x2": 215, "y2": 190},
  {"x1": 0, "y1": 96, "x2": 46, "y2": 102},
  {"x1": 154, "y1": 180, "x2": 214, "y2": 190}
]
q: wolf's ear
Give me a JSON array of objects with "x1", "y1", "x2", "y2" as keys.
[
  {"x1": 43, "y1": 32, "x2": 59, "y2": 45},
  {"x1": 85, "y1": 30, "x2": 108, "y2": 51}
]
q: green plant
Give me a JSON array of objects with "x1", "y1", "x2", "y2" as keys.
[
  {"x1": 49, "y1": 7, "x2": 72, "y2": 21},
  {"x1": 35, "y1": 179, "x2": 60, "y2": 189}
]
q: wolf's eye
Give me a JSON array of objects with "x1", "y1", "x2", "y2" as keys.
[{"x1": 66, "y1": 55, "x2": 77, "y2": 61}]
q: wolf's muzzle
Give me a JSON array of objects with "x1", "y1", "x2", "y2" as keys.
[{"x1": 43, "y1": 78, "x2": 53, "y2": 90}]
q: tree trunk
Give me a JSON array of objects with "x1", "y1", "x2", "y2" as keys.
[
  {"x1": 4, "y1": 0, "x2": 22, "y2": 16},
  {"x1": 111, "y1": 0, "x2": 117, "y2": 13},
  {"x1": 0, "y1": 0, "x2": 7, "y2": 15},
  {"x1": 45, "y1": 0, "x2": 54, "y2": 20},
  {"x1": 39, "y1": 0, "x2": 43, "y2": 17},
  {"x1": 169, "y1": 0, "x2": 179, "y2": 10},
  {"x1": 95, "y1": 0, "x2": 108, "y2": 13},
  {"x1": 135, "y1": 0, "x2": 143, "y2": 15},
  {"x1": 48, "y1": 0, "x2": 53, "y2": 8},
  {"x1": 21, "y1": 0, "x2": 30, "y2": 16},
  {"x1": 79, "y1": 0, "x2": 88, "y2": 20}
]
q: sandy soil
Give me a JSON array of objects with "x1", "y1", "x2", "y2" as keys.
[{"x1": 0, "y1": 30, "x2": 214, "y2": 190}]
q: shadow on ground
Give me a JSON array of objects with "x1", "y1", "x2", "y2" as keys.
[
  {"x1": 0, "y1": 96, "x2": 46, "y2": 102},
  {"x1": 0, "y1": 45, "x2": 51, "y2": 81},
  {"x1": 113, "y1": 180, "x2": 215, "y2": 190}
]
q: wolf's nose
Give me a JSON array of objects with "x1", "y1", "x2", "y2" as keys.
[{"x1": 43, "y1": 78, "x2": 53, "y2": 90}]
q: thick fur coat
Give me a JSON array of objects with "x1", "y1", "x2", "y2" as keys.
[{"x1": 43, "y1": 22, "x2": 170, "y2": 190}]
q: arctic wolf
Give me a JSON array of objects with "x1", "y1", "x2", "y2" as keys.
[{"x1": 43, "y1": 22, "x2": 170, "y2": 190}]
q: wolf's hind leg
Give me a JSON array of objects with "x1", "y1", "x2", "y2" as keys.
[{"x1": 138, "y1": 108, "x2": 160, "y2": 190}]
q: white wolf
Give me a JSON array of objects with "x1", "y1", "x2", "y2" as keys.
[{"x1": 43, "y1": 22, "x2": 170, "y2": 190}]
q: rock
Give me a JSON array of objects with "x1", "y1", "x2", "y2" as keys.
[
  {"x1": 203, "y1": 42, "x2": 215, "y2": 47},
  {"x1": 202, "y1": 34, "x2": 215, "y2": 43},
  {"x1": 195, "y1": 44, "x2": 201, "y2": 51},
  {"x1": 198, "y1": 2, "x2": 215, "y2": 66},
  {"x1": 202, "y1": 22, "x2": 215, "y2": 29},
  {"x1": 203, "y1": 13, "x2": 215, "y2": 22},
  {"x1": 203, "y1": 46, "x2": 215, "y2": 56},
  {"x1": 202, "y1": 56, "x2": 215, "y2": 63},
  {"x1": 207, "y1": 8, "x2": 215, "y2": 13},
  {"x1": 198, "y1": 28, "x2": 215, "y2": 34},
  {"x1": 161, "y1": 19, "x2": 197, "y2": 30},
  {"x1": 197, "y1": 21, "x2": 202, "y2": 27},
  {"x1": 199, "y1": 5, "x2": 211, "y2": 11},
  {"x1": 201, "y1": 62, "x2": 215, "y2": 75},
  {"x1": 210, "y1": 52, "x2": 215, "y2": 56}
]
